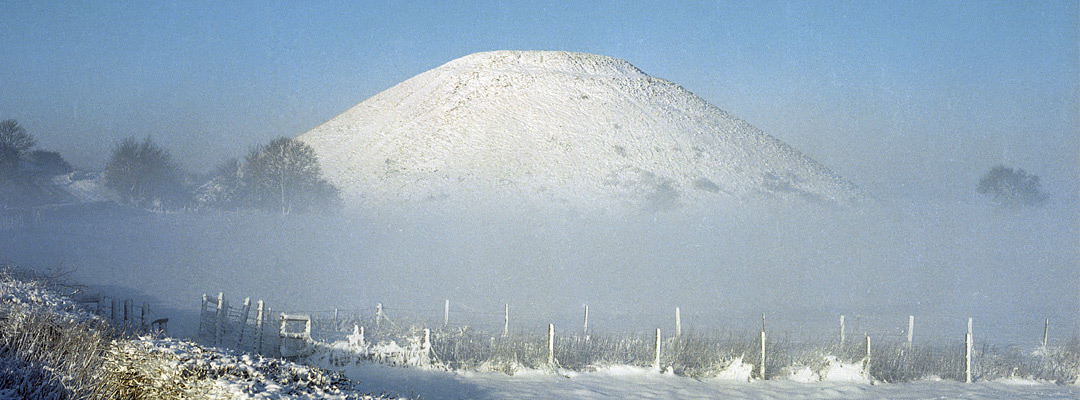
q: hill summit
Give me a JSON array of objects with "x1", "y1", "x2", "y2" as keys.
[{"x1": 297, "y1": 51, "x2": 861, "y2": 211}]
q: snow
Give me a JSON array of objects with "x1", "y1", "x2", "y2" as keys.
[
  {"x1": 289, "y1": 331, "x2": 1079, "y2": 399},
  {"x1": 327, "y1": 361, "x2": 1080, "y2": 400},
  {"x1": 52, "y1": 171, "x2": 119, "y2": 203},
  {"x1": 297, "y1": 50, "x2": 862, "y2": 212},
  {"x1": 0, "y1": 268, "x2": 397, "y2": 399}
]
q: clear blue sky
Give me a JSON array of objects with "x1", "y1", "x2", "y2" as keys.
[{"x1": 1, "y1": 1, "x2": 1076, "y2": 202}]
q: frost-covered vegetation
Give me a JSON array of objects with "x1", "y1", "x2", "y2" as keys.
[
  {"x1": 0, "y1": 264, "x2": 396, "y2": 399},
  {"x1": 299, "y1": 316, "x2": 1080, "y2": 386}
]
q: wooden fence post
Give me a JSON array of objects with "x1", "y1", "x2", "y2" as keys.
[
  {"x1": 839, "y1": 314, "x2": 845, "y2": 345},
  {"x1": 111, "y1": 297, "x2": 118, "y2": 324},
  {"x1": 583, "y1": 305, "x2": 589, "y2": 336},
  {"x1": 907, "y1": 315, "x2": 914, "y2": 346},
  {"x1": 547, "y1": 324, "x2": 555, "y2": 367},
  {"x1": 141, "y1": 302, "x2": 149, "y2": 331},
  {"x1": 865, "y1": 334, "x2": 871, "y2": 373},
  {"x1": 376, "y1": 303, "x2": 383, "y2": 330},
  {"x1": 965, "y1": 318, "x2": 973, "y2": 383},
  {"x1": 423, "y1": 328, "x2": 431, "y2": 357},
  {"x1": 503, "y1": 304, "x2": 509, "y2": 338},
  {"x1": 215, "y1": 292, "x2": 225, "y2": 346},
  {"x1": 654, "y1": 328, "x2": 662, "y2": 370},
  {"x1": 444, "y1": 299, "x2": 449, "y2": 328},
  {"x1": 760, "y1": 313, "x2": 767, "y2": 379},
  {"x1": 237, "y1": 298, "x2": 251, "y2": 347},
  {"x1": 123, "y1": 299, "x2": 132, "y2": 329},
  {"x1": 675, "y1": 307, "x2": 682, "y2": 337},
  {"x1": 255, "y1": 300, "x2": 265, "y2": 355}
]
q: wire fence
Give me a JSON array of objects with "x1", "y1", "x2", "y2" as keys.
[{"x1": 196, "y1": 293, "x2": 1079, "y2": 383}]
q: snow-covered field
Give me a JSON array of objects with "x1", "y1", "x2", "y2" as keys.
[{"x1": 315, "y1": 358, "x2": 1080, "y2": 400}]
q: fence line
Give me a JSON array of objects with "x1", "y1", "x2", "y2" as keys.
[{"x1": 196, "y1": 293, "x2": 1071, "y2": 383}]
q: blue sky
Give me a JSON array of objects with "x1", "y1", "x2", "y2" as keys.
[{"x1": 1, "y1": 1, "x2": 1076, "y2": 202}]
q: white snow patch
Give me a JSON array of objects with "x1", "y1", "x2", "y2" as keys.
[
  {"x1": 710, "y1": 356, "x2": 754, "y2": 382},
  {"x1": 53, "y1": 172, "x2": 119, "y2": 203},
  {"x1": 820, "y1": 356, "x2": 871, "y2": 384},
  {"x1": 783, "y1": 366, "x2": 821, "y2": 383}
]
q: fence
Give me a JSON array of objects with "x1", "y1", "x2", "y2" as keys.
[
  {"x1": 196, "y1": 295, "x2": 1078, "y2": 383},
  {"x1": 74, "y1": 293, "x2": 168, "y2": 335},
  {"x1": 197, "y1": 292, "x2": 281, "y2": 357}
]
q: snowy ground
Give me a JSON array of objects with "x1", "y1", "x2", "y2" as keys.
[{"x1": 327, "y1": 362, "x2": 1080, "y2": 400}]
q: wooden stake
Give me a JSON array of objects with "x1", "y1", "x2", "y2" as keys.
[
  {"x1": 444, "y1": 299, "x2": 449, "y2": 327},
  {"x1": 907, "y1": 315, "x2": 914, "y2": 346},
  {"x1": 503, "y1": 304, "x2": 509, "y2": 337},
  {"x1": 840, "y1": 314, "x2": 846, "y2": 345},
  {"x1": 123, "y1": 299, "x2": 132, "y2": 329},
  {"x1": 215, "y1": 293, "x2": 224, "y2": 346},
  {"x1": 237, "y1": 298, "x2": 251, "y2": 347},
  {"x1": 376, "y1": 303, "x2": 383, "y2": 330},
  {"x1": 141, "y1": 302, "x2": 149, "y2": 331},
  {"x1": 547, "y1": 324, "x2": 555, "y2": 367},
  {"x1": 760, "y1": 312, "x2": 767, "y2": 379},
  {"x1": 760, "y1": 330, "x2": 767, "y2": 379},
  {"x1": 865, "y1": 334, "x2": 871, "y2": 370},
  {"x1": 654, "y1": 328, "x2": 662, "y2": 370},
  {"x1": 965, "y1": 318, "x2": 973, "y2": 383},
  {"x1": 675, "y1": 307, "x2": 682, "y2": 337},
  {"x1": 255, "y1": 300, "x2": 265, "y2": 355},
  {"x1": 583, "y1": 305, "x2": 589, "y2": 336}
]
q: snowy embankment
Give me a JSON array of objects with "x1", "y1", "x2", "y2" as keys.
[{"x1": 0, "y1": 265, "x2": 397, "y2": 399}]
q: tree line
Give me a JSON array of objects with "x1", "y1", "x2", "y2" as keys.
[
  {"x1": 1, "y1": 119, "x2": 338, "y2": 214},
  {"x1": 0, "y1": 117, "x2": 1054, "y2": 212}
]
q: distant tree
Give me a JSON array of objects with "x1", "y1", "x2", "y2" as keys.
[
  {"x1": 26, "y1": 150, "x2": 73, "y2": 175},
  {"x1": 104, "y1": 136, "x2": 187, "y2": 208},
  {"x1": 239, "y1": 137, "x2": 338, "y2": 214},
  {"x1": 0, "y1": 119, "x2": 35, "y2": 178},
  {"x1": 976, "y1": 165, "x2": 1048, "y2": 209}
]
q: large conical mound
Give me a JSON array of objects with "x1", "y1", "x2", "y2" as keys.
[{"x1": 298, "y1": 50, "x2": 861, "y2": 211}]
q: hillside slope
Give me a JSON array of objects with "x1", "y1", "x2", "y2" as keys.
[{"x1": 298, "y1": 51, "x2": 861, "y2": 212}]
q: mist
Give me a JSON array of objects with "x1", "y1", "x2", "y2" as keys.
[{"x1": 3, "y1": 192, "x2": 1075, "y2": 346}]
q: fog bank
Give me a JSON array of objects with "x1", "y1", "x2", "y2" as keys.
[{"x1": 2, "y1": 197, "x2": 1075, "y2": 345}]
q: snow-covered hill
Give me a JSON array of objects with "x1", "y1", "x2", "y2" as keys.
[{"x1": 298, "y1": 51, "x2": 862, "y2": 212}]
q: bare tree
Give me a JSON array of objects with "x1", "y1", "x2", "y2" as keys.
[
  {"x1": 104, "y1": 136, "x2": 187, "y2": 208},
  {"x1": 0, "y1": 119, "x2": 35, "y2": 178},
  {"x1": 240, "y1": 137, "x2": 338, "y2": 214}
]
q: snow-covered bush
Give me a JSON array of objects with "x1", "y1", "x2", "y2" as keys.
[{"x1": 0, "y1": 265, "x2": 395, "y2": 399}]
